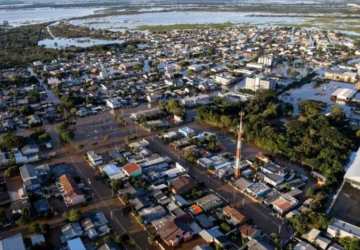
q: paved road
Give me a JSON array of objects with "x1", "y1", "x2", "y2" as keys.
[{"x1": 147, "y1": 137, "x2": 293, "y2": 244}]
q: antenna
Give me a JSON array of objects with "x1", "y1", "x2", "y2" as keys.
[{"x1": 234, "y1": 112, "x2": 244, "y2": 178}]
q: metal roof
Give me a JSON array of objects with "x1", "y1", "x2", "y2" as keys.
[{"x1": 345, "y1": 148, "x2": 360, "y2": 184}]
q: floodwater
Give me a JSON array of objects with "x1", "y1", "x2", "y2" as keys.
[
  {"x1": 38, "y1": 37, "x2": 124, "y2": 49},
  {"x1": 0, "y1": 7, "x2": 102, "y2": 26},
  {"x1": 70, "y1": 11, "x2": 306, "y2": 31}
]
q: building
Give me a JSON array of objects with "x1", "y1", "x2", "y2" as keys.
[
  {"x1": 67, "y1": 237, "x2": 87, "y2": 250},
  {"x1": 101, "y1": 164, "x2": 125, "y2": 180},
  {"x1": 154, "y1": 216, "x2": 192, "y2": 247},
  {"x1": 344, "y1": 147, "x2": 360, "y2": 189},
  {"x1": 258, "y1": 55, "x2": 273, "y2": 66},
  {"x1": 246, "y1": 62, "x2": 264, "y2": 70},
  {"x1": 19, "y1": 164, "x2": 49, "y2": 193},
  {"x1": 86, "y1": 151, "x2": 103, "y2": 167},
  {"x1": 245, "y1": 77, "x2": 274, "y2": 92},
  {"x1": 327, "y1": 218, "x2": 360, "y2": 239},
  {"x1": 223, "y1": 205, "x2": 247, "y2": 226},
  {"x1": 271, "y1": 195, "x2": 298, "y2": 215},
  {"x1": 324, "y1": 71, "x2": 357, "y2": 83},
  {"x1": 178, "y1": 127, "x2": 195, "y2": 138},
  {"x1": 294, "y1": 240, "x2": 316, "y2": 250},
  {"x1": 181, "y1": 94, "x2": 212, "y2": 107},
  {"x1": 215, "y1": 73, "x2": 236, "y2": 86},
  {"x1": 59, "y1": 174, "x2": 86, "y2": 207},
  {"x1": 105, "y1": 98, "x2": 123, "y2": 109},
  {"x1": 0, "y1": 233, "x2": 26, "y2": 250},
  {"x1": 331, "y1": 88, "x2": 356, "y2": 104},
  {"x1": 130, "y1": 108, "x2": 163, "y2": 121},
  {"x1": 195, "y1": 194, "x2": 223, "y2": 211},
  {"x1": 122, "y1": 163, "x2": 142, "y2": 177},
  {"x1": 170, "y1": 175, "x2": 195, "y2": 195},
  {"x1": 139, "y1": 205, "x2": 167, "y2": 224},
  {"x1": 246, "y1": 182, "x2": 271, "y2": 198}
]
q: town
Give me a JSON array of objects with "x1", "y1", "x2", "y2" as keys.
[{"x1": 0, "y1": 22, "x2": 360, "y2": 250}]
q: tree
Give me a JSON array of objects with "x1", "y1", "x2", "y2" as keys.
[
  {"x1": 4, "y1": 165, "x2": 18, "y2": 178},
  {"x1": 111, "y1": 180, "x2": 124, "y2": 194},
  {"x1": 56, "y1": 123, "x2": 74, "y2": 143},
  {"x1": 28, "y1": 222, "x2": 41, "y2": 233},
  {"x1": 299, "y1": 100, "x2": 326, "y2": 118},
  {"x1": 0, "y1": 133, "x2": 24, "y2": 150},
  {"x1": 161, "y1": 99, "x2": 185, "y2": 118},
  {"x1": 16, "y1": 208, "x2": 31, "y2": 226},
  {"x1": 340, "y1": 237, "x2": 360, "y2": 250},
  {"x1": 65, "y1": 209, "x2": 81, "y2": 222}
]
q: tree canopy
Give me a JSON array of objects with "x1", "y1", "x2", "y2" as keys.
[{"x1": 197, "y1": 91, "x2": 356, "y2": 184}]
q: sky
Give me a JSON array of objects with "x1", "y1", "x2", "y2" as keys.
[{"x1": 0, "y1": 0, "x2": 356, "y2": 4}]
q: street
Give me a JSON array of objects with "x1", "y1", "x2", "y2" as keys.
[{"x1": 146, "y1": 137, "x2": 293, "y2": 243}]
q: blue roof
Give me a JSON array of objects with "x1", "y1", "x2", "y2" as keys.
[
  {"x1": 103, "y1": 164, "x2": 121, "y2": 176},
  {"x1": 67, "y1": 238, "x2": 86, "y2": 250}
]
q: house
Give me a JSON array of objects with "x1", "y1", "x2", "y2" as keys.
[
  {"x1": 247, "y1": 238, "x2": 275, "y2": 250},
  {"x1": 122, "y1": 162, "x2": 142, "y2": 177},
  {"x1": 101, "y1": 164, "x2": 125, "y2": 180},
  {"x1": 86, "y1": 151, "x2": 103, "y2": 167},
  {"x1": 223, "y1": 205, "x2": 247, "y2": 226},
  {"x1": 170, "y1": 175, "x2": 195, "y2": 195},
  {"x1": 240, "y1": 224, "x2": 259, "y2": 239},
  {"x1": 139, "y1": 205, "x2": 167, "y2": 224},
  {"x1": 271, "y1": 195, "x2": 298, "y2": 215},
  {"x1": 67, "y1": 237, "x2": 87, "y2": 250},
  {"x1": 0, "y1": 233, "x2": 26, "y2": 250},
  {"x1": 178, "y1": 127, "x2": 195, "y2": 138},
  {"x1": 106, "y1": 98, "x2": 122, "y2": 109},
  {"x1": 59, "y1": 174, "x2": 86, "y2": 207},
  {"x1": 294, "y1": 240, "x2": 316, "y2": 250},
  {"x1": 61, "y1": 223, "x2": 84, "y2": 242},
  {"x1": 195, "y1": 194, "x2": 223, "y2": 212},
  {"x1": 246, "y1": 182, "x2": 271, "y2": 198},
  {"x1": 30, "y1": 234, "x2": 46, "y2": 247},
  {"x1": 154, "y1": 216, "x2": 192, "y2": 247},
  {"x1": 98, "y1": 242, "x2": 120, "y2": 250},
  {"x1": 19, "y1": 164, "x2": 49, "y2": 193}
]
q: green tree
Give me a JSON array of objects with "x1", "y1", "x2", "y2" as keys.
[
  {"x1": 340, "y1": 237, "x2": 360, "y2": 250},
  {"x1": 65, "y1": 209, "x2": 81, "y2": 222},
  {"x1": 0, "y1": 133, "x2": 24, "y2": 150},
  {"x1": 28, "y1": 222, "x2": 41, "y2": 233}
]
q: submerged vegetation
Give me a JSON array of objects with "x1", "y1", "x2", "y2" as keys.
[{"x1": 138, "y1": 22, "x2": 234, "y2": 32}]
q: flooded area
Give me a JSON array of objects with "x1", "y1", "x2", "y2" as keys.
[
  {"x1": 38, "y1": 37, "x2": 124, "y2": 49},
  {"x1": 0, "y1": 7, "x2": 103, "y2": 26},
  {"x1": 70, "y1": 11, "x2": 307, "y2": 31}
]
